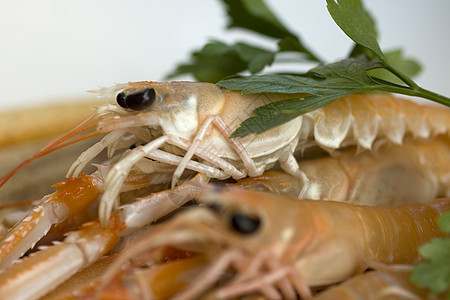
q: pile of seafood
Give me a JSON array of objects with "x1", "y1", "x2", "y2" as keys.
[{"x1": 0, "y1": 81, "x2": 449, "y2": 299}]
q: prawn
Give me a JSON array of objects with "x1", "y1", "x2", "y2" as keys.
[
  {"x1": 32, "y1": 81, "x2": 448, "y2": 225},
  {"x1": 0, "y1": 137, "x2": 448, "y2": 299},
  {"x1": 0, "y1": 135, "x2": 448, "y2": 272},
  {"x1": 0, "y1": 83, "x2": 449, "y2": 298},
  {"x1": 1, "y1": 134, "x2": 448, "y2": 298},
  {"x1": 95, "y1": 188, "x2": 450, "y2": 299}
]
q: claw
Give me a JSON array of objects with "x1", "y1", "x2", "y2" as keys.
[
  {"x1": 0, "y1": 174, "x2": 101, "y2": 270},
  {"x1": 0, "y1": 215, "x2": 122, "y2": 300},
  {"x1": 67, "y1": 130, "x2": 126, "y2": 178}
]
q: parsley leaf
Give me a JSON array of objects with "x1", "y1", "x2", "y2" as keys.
[
  {"x1": 326, "y1": 0, "x2": 385, "y2": 61},
  {"x1": 366, "y1": 49, "x2": 422, "y2": 85},
  {"x1": 223, "y1": 0, "x2": 321, "y2": 62},
  {"x1": 411, "y1": 211, "x2": 450, "y2": 298},
  {"x1": 219, "y1": 0, "x2": 449, "y2": 137},
  {"x1": 234, "y1": 43, "x2": 275, "y2": 74},
  {"x1": 222, "y1": 0, "x2": 292, "y2": 39},
  {"x1": 166, "y1": 0, "x2": 322, "y2": 82},
  {"x1": 439, "y1": 210, "x2": 450, "y2": 234},
  {"x1": 168, "y1": 0, "x2": 449, "y2": 137},
  {"x1": 220, "y1": 58, "x2": 378, "y2": 94},
  {"x1": 166, "y1": 40, "x2": 248, "y2": 83},
  {"x1": 220, "y1": 57, "x2": 421, "y2": 137},
  {"x1": 166, "y1": 40, "x2": 276, "y2": 83}
]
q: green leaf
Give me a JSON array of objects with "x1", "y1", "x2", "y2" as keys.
[
  {"x1": 222, "y1": 0, "x2": 321, "y2": 62},
  {"x1": 277, "y1": 36, "x2": 322, "y2": 62},
  {"x1": 219, "y1": 58, "x2": 391, "y2": 137},
  {"x1": 326, "y1": 0, "x2": 386, "y2": 62},
  {"x1": 222, "y1": 0, "x2": 294, "y2": 40},
  {"x1": 412, "y1": 238, "x2": 450, "y2": 296},
  {"x1": 348, "y1": 43, "x2": 371, "y2": 58},
  {"x1": 419, "y1": 239, "x2": 450, "y2": 261},
  {"x1": 326, "y1": 0, "x2": 430, "y2": 92},
  {"x1": 230, "y1": 93, "x2": 348, "y2": 138},
  {"x1": 169, "y1": 0, "x2": 449, "y2": 136},
  {"x1": 219, "y1": 58, "x2": 381, "y2": 95},
  {"x1": 367, "y1": 49, "x2": 422, "y2": 84},
  {"x1": 166, "y1": 40, "x2": 279, "y2": 81},
  {"x1": 199, "y1": 40, "x2": 236, "y2": 56},
  {"x1": 438, "y1": 211, "x2": 450, "y2": 234},
  {"x1": 411, "y1": 212, "x2": 450, "y2": 298},
  {"x1": 234, "y1": 43, "x2": 275, "y2": 73},
  {"x1": 165, "y1": 40, "x2": 248, "y2": 83}
]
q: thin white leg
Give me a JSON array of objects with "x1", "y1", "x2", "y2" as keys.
[
  {"x1": 148, "y1": 149, "x2": 228, "y2": 180},
  {"x1": 167, "y1": 135, "x2": 245, "y2": 180},
  {"x1": 120, "y1": 174, "x2": 209, "y2": 234},
  {"x1": 279, "y1": 152, "x2": 310, "y2": 198},
  {"x1": 99, "y1": 136, "x2": 169, "y2": 226},
  {"x1": 67, "y1": 130, "x2": 126, "y2": 177},
  {"x1": 171, "y1": 115, "x2": 259, "y2": 188}
]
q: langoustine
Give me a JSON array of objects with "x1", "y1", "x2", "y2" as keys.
[
  {"x1": 93, "y1": 83, "x2": 450, "y2": 225},
  {"x1": 2, "y1": 135, "x2": 447, "y2": 271},
  {"x1": 7, "y1": 82, "x2": 445, "y2": 225},
  {"x1": 0, "y1": 83, "x2": 449, "y2": 265},
  {"x1": 91, "y1": 189, "x2": 450, "y2": 299},
  {"x1": 0, "y1": 83, "x2": 449, "y2": 299},
  {"x1": 0, "y1": 135, "x2": 448, "y2": 299}
]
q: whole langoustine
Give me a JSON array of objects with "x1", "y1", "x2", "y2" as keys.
[
  {"x1": 93, "y1": 189, "x2": 450, "y2": 299},
  {"x1": 1, "y1": 83, "x2": 449, "y2": 226},
  {"x1": 40, "y1": 81, "x2": 449, "y2": 225}
]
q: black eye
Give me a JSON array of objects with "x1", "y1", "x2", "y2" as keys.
[
  {"x1": 230, "y1": 213, "x2": 261, "y2": 235},
  {"x1": 117, "y1": 87, "x2": 156, "y2": 110}
]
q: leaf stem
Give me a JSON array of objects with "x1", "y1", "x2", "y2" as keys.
[
  {"x1": 379, "y1": 84, "x2": 450, "y2": 106},
  {"x1": 413, "y1": 86, "x2": 450, "y2": 106}
]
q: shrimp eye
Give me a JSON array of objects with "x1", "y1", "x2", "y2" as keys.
[
  {"x1": 230, "y1": 213, "x2": 261, "y2": 235},
  {"x1": 117, "y1": 87, "x2": 156, "y2": 110}
]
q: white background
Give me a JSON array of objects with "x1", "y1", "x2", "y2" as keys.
[{"x1": 1, "y1": 0, "x2": 449, "y2": 112}]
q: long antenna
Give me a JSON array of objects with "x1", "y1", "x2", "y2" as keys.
[{"x1": 0, "y1": 113, "x2": 102, "y2": 188}]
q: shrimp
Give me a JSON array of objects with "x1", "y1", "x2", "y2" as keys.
[
  {"x1": 95, "y1": 189, "x2": 450, "y2": 299},
  {"x1": 0, "y1": 84, "x2": 448, "y2": 298},
  {"x1": 0, "y1": 151, "x2": 447, "y2": 299},
  {"x1": 1, "y1": 135, "x2": 447, "y2": 272},
  {"x1": 51, "y1": 81, "x2": 449, "y2": 225}
]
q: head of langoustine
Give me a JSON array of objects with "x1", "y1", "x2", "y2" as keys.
[
  {"x1": 144, "y1": 187, "x2": 313, "y2": 262},
  {"x1": 94, "y1": 81, "x2": 226, "y2": 140},
  {"x1": 121, "y1": 187, "x2": 289, "y2": 260},
  {"x1": 196, "y1": 187, "x2": 306, "y2": 254},
  {"x1": 112, "y1": 188, "x2": 309, "y2": 298}
]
